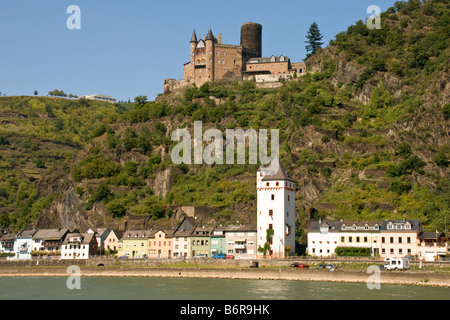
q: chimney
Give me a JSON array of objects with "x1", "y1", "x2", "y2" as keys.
[{"x1": 218, "y1": 34, "x2": 222, "y2": 44}]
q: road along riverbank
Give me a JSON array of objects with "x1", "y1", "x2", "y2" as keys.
[{"x1": 0, "y1": 265, "x2": 448, "y2": 287}]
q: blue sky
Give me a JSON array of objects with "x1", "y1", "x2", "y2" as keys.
[{"x1": 0, "y1": 0, "x2": 398, "y2": 102}]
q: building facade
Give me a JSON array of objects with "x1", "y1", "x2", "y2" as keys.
[
  {"x1": 14, "y1": 230, "x2": 37, "y2": 260},
  {"x1": 224, "y1": 226, "x2": 257, "y2": 259},
  {"x1": 148, "y1": 230, "x2": 173, "y2": 259},
  {"x1": 32, "y1": 228, "x2": 69, "y2": 253},
  {"x1": 339, "y1": 221, "x2": 382, "y2": 257},
  {"x1": 307, "y1": 220, "x2": 343, "y2": 257},
  {"x1": 256, "y1": 158, "x2": 296, "y2": 258},
  {"x1": 191, "y1": 227, "x2": 213, "y2": 257},
  {"x1": 379, "y1": 219, "x2": 422, "y2": 259},
  {"x1": 61, "y1": 232, "x2": 98, "y2": 260},
  {"x1": 172, "y1": 217, "x2": 196, "y2": 258},
  {"x1": 118, "y1": 230, "x2": 152, "y2": 258}
]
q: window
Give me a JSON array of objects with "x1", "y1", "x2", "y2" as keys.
[
  {"x1": 266, "y1": 182, "x2": 269, "y2": 186},
  {"x1": 381, "y1": 237, "x2": 385, "y2": 243},
  {"x1": 364, "y1": 237, "x2": 368, "y2": 243},
  {"x1": 269, "y1": 210, "x2": 273, "y2": 217},
  {"x1": 398, "y1": 237, "x2": 402, "y2": 243},
  {"x1": 407, "y1": 237, "x2": 411, "y2": 244},
  {"x1": 341, "y1": 236, "x2": 345, "y2": 242},
  {"x1": 349, "y1": 237, "x2": 352, "y2": 243},
  {"x1": 390, "y1": 237, "x2": 394, "y2": 243},
  {"x1": 271, "y1": 194, "x2": 275, "y2": 200},
  {"x1": 269, "y1": 224, "x2": 273, "y2": 230},
  {"x1": 276, "y1": 182, "x2": 279, "y2": 186},
  {"x1": 356, "y1": 237, "x2": 360, "y2": 243}
]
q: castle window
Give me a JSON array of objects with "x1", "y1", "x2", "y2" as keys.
[
  {"x1": 222, "y1": 60, "x2": 225, "y2": 64},
  {"x1": 269, "y1": 210, "x2": 273, "y2": 217},
  {"x1": 271, "y1": 194, "x2": 274, "y2": 200},
  {"x1": 266, "y1": 182, "x2": 269, "y2": 186},
  {"x1": 276, "y1": 182, "x2": 279, "y2": 186},
  {"x1": 223, "y1": 52, "x2": 226, "y2": 56}
]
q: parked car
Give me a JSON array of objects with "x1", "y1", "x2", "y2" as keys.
[
  {"x1": 118, "y1": 255, "x2": 128, "y2": 259},
  {"x1": 317, "y1": 264, "x2": 326, "y2": 269},
  {"x1": 290, "y1": 262, "x2": 309, "y2": 268},
  {"x1": 404, "y1": 255, "x2": 415, "y2": 261},
  {"x1": 212, "y1": 253, "x2": 226, "y2": 259},
  {"x1": 194, "y1": 254, "x2": 208, "y2": 259},
  {"x1": 325, "y1": 264, "x2": 337, "y2": 269},
  {"x1": 226, "y1": 255, "x2": 235, "y2": 259}
]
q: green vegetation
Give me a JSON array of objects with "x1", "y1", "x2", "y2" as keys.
[{"x1": 0, "y1": 0, "x2": 448, "y2": 238}]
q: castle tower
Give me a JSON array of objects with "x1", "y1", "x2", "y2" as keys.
[
  {"x1": 256, "y1": 158, "x2": 296, "y2": 259},
  {"x1": 241, "y1": 22, "x2": 262, "y2": 58},
  {"x1": 190, "y1": 29, "x2": 197, "y2": 64},
  {"x1": 205, "y1": 27, "x2": 215, "y2": 82}
]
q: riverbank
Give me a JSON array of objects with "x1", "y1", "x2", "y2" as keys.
[{"x1": 0, "y1": 265, "x2": 448, "y2": 288}]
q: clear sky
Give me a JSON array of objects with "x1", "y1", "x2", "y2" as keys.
[{"x1": 0, "y1": 0, "x2": 398, "y2": 102}]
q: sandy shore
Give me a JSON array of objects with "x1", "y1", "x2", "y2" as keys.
[{"x1": 0, "y1": 266, "x2": 448, "y2": 287}]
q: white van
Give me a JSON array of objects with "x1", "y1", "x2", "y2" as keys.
[{"x1": 383, "y1": 258, "x2": 410, "y2": 270}]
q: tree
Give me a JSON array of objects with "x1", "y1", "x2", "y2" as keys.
[
  {"x1": 305, "y1": 22, "x2": 324, "y2": 58},
  {"x1": 134, "y1": 95, "x2": 148, "y2": 108},
  {"x1": 34, "y1": 90, "x2": 38, "y2": 96}
]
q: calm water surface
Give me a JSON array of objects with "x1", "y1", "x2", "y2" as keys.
[{"x1": 0, "y1": 277, "x2": 449, "y2": 300}]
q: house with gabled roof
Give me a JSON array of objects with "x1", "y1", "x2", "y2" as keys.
[
  {"x1": 14, "y1": 229, "x2": 37, "y2": 260},
  {"x1": 172, "y1": 217, "x2": 197, "y2": 258},
  {"x1": 61, "y1": 232, "x2": 98, "y2": 260},
  {"x1": 117, "y1": 230, "x2": 153, "y2": 258},
  {"x1": 32, "y1": 228, "x2": 69, "y2": 253},
  {"x1": 148, "y1": 229, "x2": 174, "y2": 259},
  {"x1": 380, "y1": 219, "x2": 422, "y2": 259},
  {"x1": 307, "y1": 220, "x2": 343, "y2": 257}
]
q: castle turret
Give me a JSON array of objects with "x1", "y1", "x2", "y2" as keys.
[
  {"x1": 241, "y1": 22, "x2": 262, "y2": 58},
  {"x1": 205, "y1": 27, "x2": 215, "y2": 82},
  {"x1": 190, "y1": 29, "x2": 197, "y2": 64}
]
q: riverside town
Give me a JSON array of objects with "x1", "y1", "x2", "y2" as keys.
[
  {"x1": 0, "y1": 1, "x2": 449, "y2": 298},
  {"x1": 1, "y1": 159, "x2": 448, "y2": 263}
]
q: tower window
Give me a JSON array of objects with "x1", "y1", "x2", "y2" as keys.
[
  {"x1": 266, "y1": 182, "x2": 269, "y2": 186},
  {"x1": 269, "y1": 210, "x2": 273, "y2": 217},
  {"x1": 271, "y1": 194, "x2": 275, "y2": 200}
]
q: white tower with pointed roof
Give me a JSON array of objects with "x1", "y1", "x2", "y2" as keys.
[{"x1": 256, "y1": 158, "x2": 296, "y2": 258}]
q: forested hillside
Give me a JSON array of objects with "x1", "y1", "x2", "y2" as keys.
[{"x1": 0, "y1": 0, "x2": 448, "y2": 244}]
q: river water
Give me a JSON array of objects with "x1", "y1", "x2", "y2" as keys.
[{"x1": 0, "y1": 277, "x2": 448, "y2": 300}]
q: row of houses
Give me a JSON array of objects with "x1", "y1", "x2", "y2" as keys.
[
  {"x1": 2, "y1": 217, "x2": 447, "y2": 261},
  {"x1": 307, "y1": 218, "x2": 448, "y2": 261},
  {"x1": 0, "y1": 217, "x2": 259, "y2": 260},
  {"x1": 117, "y1": 218, "x2": 257, "y2": 259}
]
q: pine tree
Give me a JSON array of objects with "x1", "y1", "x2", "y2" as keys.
[{"x1": 305, "y1": 22, "x2": 324, "y2": 58}]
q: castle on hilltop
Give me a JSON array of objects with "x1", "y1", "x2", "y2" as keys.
[{"x1": 164, "y1": 22, "x2": 306, "y2": 94}]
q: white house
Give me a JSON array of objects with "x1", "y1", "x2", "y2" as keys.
[
  {"x1": 307, "y1": 220, "x2": 343, "y2": 257},
  {"x1": 85, "y1": 227, "x2": 111, "y2": 255},
  {"x1": 14, "y1": 230, "x2": 37, "y2": 260},
  {"x1": 172, "y1": 217, "x2": 196, "y2": 258},
  {"x1": 61, "y1": 232, "x2": 98, "y2": 260},
  {"x1": 80, "y1": 94, "x2": 117, "y2": 103},
  {"x1": 257, "y1": 158, "x2": 296, "y2": 258},
  {"x1": 32, "y1": 228, "x2": 69, "y2": 253}
]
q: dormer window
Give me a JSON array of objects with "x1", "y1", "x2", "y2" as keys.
[
  {"x1": 405, "y1": 223, "x2": 411, "y2": 230},
  {"x1": 352, "y1": 225, "x2": 357, "y2": 230},
  {"x1": 388, "y1": 223, "x2": 394, "y2": 230}
]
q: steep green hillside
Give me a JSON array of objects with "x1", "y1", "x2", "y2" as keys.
[{"x1": 0, "y1": 0, "x2": 448, "y2": 243}]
